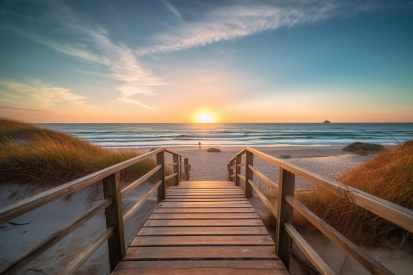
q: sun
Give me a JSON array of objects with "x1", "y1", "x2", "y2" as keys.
[{"x1": 197, "y1": 112, "x2": 214, "y2": 123}]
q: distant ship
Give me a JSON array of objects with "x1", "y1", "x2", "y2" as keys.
[{"x1": 323, "y1": 120, "x2": 330, "y2": 123}]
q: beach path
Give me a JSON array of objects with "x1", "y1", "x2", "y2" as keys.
[{"x1": 112, "y1": 180, "x2": 288, "y2": 274}]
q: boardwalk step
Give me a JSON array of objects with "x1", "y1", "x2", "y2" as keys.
[{"x1": 143, "y1": 219, "x2": 265, "y2": 227}]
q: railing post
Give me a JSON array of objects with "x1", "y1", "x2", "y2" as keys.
[
  {"x1": 276, "y1": 167, "x2": 295, "y2": 271},
  {"x1": 102, "y1": 171, "x2": 125, "y2": 272},
  {"x1": 235, "y1": 155, "x2": 241, "y2": 186},
  {"x1": 228, "y1": 160, "x2": 234, "y2": 181},
  {"x1": 157, "y1": 151, "x2": 165, "y2": 203},
  {"x1": 173, "y1": 153, "x2": 179, "y2": 186},
  {"x1": 184, "y1": 158, "x2": 189, "y2": 181},
  {"x1": 178, "y1": 155, "x2": 182, "y2": 184},
  {"x1": 245, "y1": 151, "x2": 253, "y2": 198}
]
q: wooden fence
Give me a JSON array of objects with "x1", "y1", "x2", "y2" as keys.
[
  {"x1": 0, "y1": 148, "x2": 189, "y2": 275},
  {"x1": 228, "y1": 147, "x2": 413, "y2": 275}
]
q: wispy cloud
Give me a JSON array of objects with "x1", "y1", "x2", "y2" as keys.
[
  {"x1": 138, "y1": 0, "x2": 388, "y2": 55},
  {"x1": 164, "y1": 0, "x2": 183, "y2": 22},
  {"x1": 0, "y1": 105, "x2": 51, "y2": 113},
  {"x1": 0, "y1": 79, "x2": 89, "y2": 107},
  {"x1": 0, "y1": 0, "x2": 164, "y2": 109}
]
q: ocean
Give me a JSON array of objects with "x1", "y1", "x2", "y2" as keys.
[{"x1": 37, "y1": 123, "x2": 413, "y2": 148}]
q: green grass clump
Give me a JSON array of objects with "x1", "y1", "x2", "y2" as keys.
[
  {"x1": 0, "y1": 117, "x2": 157, "y2": 186},
  {"x1": 295, "y1": 141, "x2": 413, "y2": 246}
]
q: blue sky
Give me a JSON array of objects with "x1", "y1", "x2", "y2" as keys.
[{"x1": 0, "y1": 0, "x2": 412, "y2": 122}]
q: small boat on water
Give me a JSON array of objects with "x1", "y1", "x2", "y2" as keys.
[{"x1": 323, "y1": 120, "x2": 330, "y2": 123}]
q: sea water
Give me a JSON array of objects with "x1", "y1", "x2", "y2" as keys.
[{"x1": 38, "y1": 123, "x2": 413, "y2": 148}]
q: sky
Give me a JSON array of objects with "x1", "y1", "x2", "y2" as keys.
[{"x1": 0, "y1": 0, "x2": 412, "y2": 123}]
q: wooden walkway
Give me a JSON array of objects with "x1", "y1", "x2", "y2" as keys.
[{"x1": 113, "y1": 181, "x2": 288, "y2": 274}]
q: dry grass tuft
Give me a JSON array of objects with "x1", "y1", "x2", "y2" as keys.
[
  {"x1": 294, "y1": 141, "x2": 413, "y2": 246},
  {"x1": 0, "y1": 117, "x2": 157, "y2": 187}
]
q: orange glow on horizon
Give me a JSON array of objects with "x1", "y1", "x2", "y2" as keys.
[{"x1": 197, "y1": 112, "x2": 214, "y2": 123}]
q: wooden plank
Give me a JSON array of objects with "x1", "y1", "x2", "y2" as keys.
[
  {"x1": 158, "y1": 202, "x2": 252, "y2": 208},
  {"x1": 285, "y1": 222, "x2": 335, "y2": 275},
  {"x1": 165, "y1": 195, "x2": 246, "y2": 198},
  {"x1": 152, "y1": 208, "x2": 256, "y2": 213},
  {"x1": 285, "y1": 195, "x2": 393, "y2": 275},
  {"x1": 149, "y1": 213, "x2": 261, "y2": 219},
  {"x1": 123, "y1": 246, "x2": 277, "y2": 260},
  {"x1": 249, "y1": 165, "x2": 278, "y2": 191},
  {"x1": 121, "y1": 165, "x2": 161, "y2": 197},
  {"x1": 103, "y1": 172, "x2": 125, "y2": 272},
  {"x1": 137, "y1": 226, "x2": 269, "y2": 236},
  {"x1": 276, "y1": 167, "x2": 295, "y2": 271},
  {"x1": 164, "y1": 198, "x2": 248, "y2": 202},
  {"x1": 249, "y1": 179, "x2": 277, "y2": 218},
  {"x1": 143, "y1": 219, "x2": 265, "y2": 227},
  {"x1": 113, "y1": 260, "x2": 287, "y2": 275},
  {"x1": 173, "y1": 154, "x2": 179, "y2": 185},
  {"x1": 131, "y1": 235, "x2": 274, "y2": 246},
  {"x1": 245, "y1": 147, "x2": 413, "y2": 233},
  {"x1": 235, "y1": 155, "x2": 241, "y2": 186}
]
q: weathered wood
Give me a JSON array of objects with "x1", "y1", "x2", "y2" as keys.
[
  {"x1": 165, "y1": 173, "x2": 177, "y2": 181},
  {"x1": 0, "y1": 148, "x2": 165, "y2": 225},
  {"x1": 228, "y1": 159, "x2": 234, "y2": 181},
  {"x1": 152, "y1": 207, "x2": 256, "y2": 213},
  {"x1": 284, "y1": 222, "x2": 335, "y2": 275},
  {"x1": 103, "y1": 172, "x2": 125, "y2": 272},
  {"x1": 245, "y1": 150, "x2": 254, "y2": 198},
  {"x1": 165, "y1": 195, "x2": 247, "y2": 198},
  {"x1": 235, "y1": 155, "x2": 241, "y2": 186},
  {"x1": 156, "y1": 151, "x2": 166, "y2": 203},
  {"x1": 138, "y1": 226, "x2": 269, "y2": 236},
  {"x1": 58, "y1": 227, "x2": 114, "y2": 275},
  {"x1": 249, "y1": 179, "x2": 277, "y2": 218},
  {"x1": 285, "y1": 195, "x2": 393, "y2": 275},
  {"x1": 276, "y1": 167, "x2": 295, "y2": 271},
  {"x1": 124, "y1": 246, "x2": 277, "y2": 260},
  {"x1": 246, "y1": 147, "x2": 413, "y2": 233},
  {"x1": 178, "y1": 156, "x2": 182, "y2": 183},
  {"x1": 157, "y1": 202, "x2": 252, "y2": 208},
  {"x1": 249, "y1": 165, "x2": 278, "y2": 190},
  {"x1": 113, "y1": 260, "x2": 287, "y2": 275},
  {"x1": 149, "y1": 213, "x2": 260, "y2": 219},
  {"x1": 121, "y1": 165, "x2": 161, "y2": 197},
  {"x1": 238, "y1": 174, "x2": 246, "y2": 181},
  {"x1": 184, "y1": 158, "x2": 189, "y2": 180},
  {"x1": 143, "y1": 219, "x2": 265, "y2": 227},
  {"x1": 123, "y1": 180, "x2": 162, "y2": 224},
  {"x1": 163, "y1": 198, "x2": 248, "y2": 202},
  {"x1": 165, "y1": 162, "x2": 178, "y2": 165},
  {"x1": 228, "y1": 148, "x2": 246, "y2": 162},
  {"x1": 131, "y1": 235, "x2": 273, "y2": 246},
  {"x1": 173, "y1": 154, "x2": 179, "y2": 186},
  {"x1": 0, "y1": 198, "x2": 112, "y2": 275}
]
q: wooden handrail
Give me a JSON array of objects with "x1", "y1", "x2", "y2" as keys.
[
  {"x1": 0, "y1": 197, "x2": 113, "y2": 274},
  {"x1": 164, "y1": 148, "x2": 187, "y2": 158},
  {"x1": 245, "y1": 146, "x2": 413, "y2": 233},
  {"x1": 285, "y1": 194, "x2": 392, "y2": 275},
  {"x1": 165, "y1": 162, "x2": 178, "y2": 165},
  {"x1": 284, "y1": 222, "x2": 335, "y2": 275},
  {"x1": 123, "y1": 180, "x2": 162, "y2": 224},
  {"x1": 58, "y1": 227, "x2": 114, "y2": 275},
  {"x1": 121, "y1": 165, "x2": 161, "y2": 197},
  {"x1": 0, "y1": 147, "x2": 189, "y2": 274},
  {"x1": 0, "y1": 147, "x2": 165, "y2": 225},
  {"x1": 165, "y1": 173, "x2": 178, "y2": 181},
  {"x1": 228, "y1": 147, "x2": 406, "y2": 274},
  {"x1": 229, "y1": 148, "x2": 246, "y2": 162}
]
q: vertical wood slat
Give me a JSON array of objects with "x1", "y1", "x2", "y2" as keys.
[
  {"x1": 103, "y1": 172, "x2": 125, "y2": 272},
  {"x1": 157, "y1": 151, "x2": 166, "y2": 203},
  {"x1": 173, "y1": 154, "x2": 179, "y2": 186},
  {"x1": 245, "y1": 151, "x2": 254, "y2": 198},
  {"x1": 228, "y1": 160, "x2": 234, "y2": 181},
  {"x1": 178, "y1": 156, "x2": 182, "y2": 184},
  {"x1": 184, "y1": 158, "x2": 189, "y2": 181},
  {"x1": 276, "y1": 168, "x2": 295, "y2": 271},
  {"x1": 235, "y1": 155, "x2": 241, "y2": 186}
]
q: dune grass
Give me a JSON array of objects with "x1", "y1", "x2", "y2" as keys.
[
  {"x1": 294, "y1": 141, "x2": 413, "y2": 246},
  {"x1": 0, "y1": 117, "x2": 158, "y2": 187}
]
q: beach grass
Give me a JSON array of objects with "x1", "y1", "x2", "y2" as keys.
[
  {"x1": 0, "y1": 117, "x2": 159, "y2": 187},
  {"x1": 293, "y1": 141, "x2": 413, "y2": 246}
]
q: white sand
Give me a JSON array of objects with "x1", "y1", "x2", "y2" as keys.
[{"x1": 1, "y1": 144, "x2": 409, "y2": 275}]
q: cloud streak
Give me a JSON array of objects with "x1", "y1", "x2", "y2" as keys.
[
  {"x1": 164, "y1": 0, "x2": 183, "y2": 22},
  {"x1": 0, "y1": 0, "x2": 164, "y2": 109},
  {"x1": 138, "y1": 0, "x2": 388, "y2": 55}
]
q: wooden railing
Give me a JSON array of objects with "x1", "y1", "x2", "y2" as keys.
[
  {"x1": 0, "y1": 148, "x2": 189, "y2": 275},
  {"x1": 228, "y1": 147, "x2": 413, "y2": 275}
]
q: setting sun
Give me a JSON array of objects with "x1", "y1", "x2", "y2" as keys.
[{"x1": 197, "y1": 112, "x2": 214, "y2": 123}]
